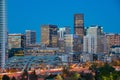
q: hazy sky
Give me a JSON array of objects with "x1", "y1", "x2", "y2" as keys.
[{"x1": 7, "y1": 0, "x2": 120, "y2": 42}]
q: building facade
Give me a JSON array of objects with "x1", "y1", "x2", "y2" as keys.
[
  {"x1": 25, "y1": 30, "x2": 36, "y2": 47},
  {"x1": 106, "y1": 33, "x2": 120, "y2": 52},
  {"x1": 74, "y1": 14, "x2": 84, "y2": 51},
  {"x1": 0, "y1": 0, "x2": 7, "y2": 69},
  {"x1": 64, "y1": 34, "x2": 74, "y2": 53},
  {"x1": 83, "y1": 25, "x2": 106, "y2": 54},
  {"x1": 58, "y1": 27, "x2": 70, "y2": 52},
  {"x1": 8, "y1": 34, "x2": 25, "y2": 49},
  {"x1": 58, "y1": 27, "x2": 70, "y2": 40},
  {"x1": 41, "y1": 25, "x2": 58, "y2": 47}
]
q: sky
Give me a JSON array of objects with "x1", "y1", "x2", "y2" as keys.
[{"x1": 7, "y1": 0, "x2": 120, "y2": 42}]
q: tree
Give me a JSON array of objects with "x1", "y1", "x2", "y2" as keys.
[
  {"x1": 97, "y1": 63, "x2": 115, "y2": 80},
  {"x1": 116, "y1": 76, "x2": 120, "y2": 80},
  {"x1": 21, "y1": 69, "x2": 28, "y2": 80},
  {"x1": 85, "y1": 61, "x2": 91, "y2": 68},
  {"x1": 2, "y1": 75, "x2": 10, "y2": 80},
  {"x1": 71, "y1": 72, "x2": 80, "y2": 80},
  {"x1": 11, "y1": 76, "x2": 16, "y2": 80},
  {"x1": 29, "y1": 70, "x2": 38, "y2": 80},
  {"x1": 62, "y1": 66, "x2": 69, "y2": 78},
  {"x1": 54, "y1": 74, "x2": 63, "y2": 80}
]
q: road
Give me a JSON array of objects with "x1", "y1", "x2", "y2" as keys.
[{"x1": 0, "y1": 67, "x2": 90, "y2": 79}]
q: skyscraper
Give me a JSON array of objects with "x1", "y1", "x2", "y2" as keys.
[
  {"x1": 0, "y1": 0, "x2": 7, "y2": 69},
  {"x1": 41, "y1": 24, "x2": 58, "y2": 47},
  {"x1": 64, "y1": 34, "x2": 74, "y2": 53},
  {"x1": 58, "y1": 27, "x2": 70, "y2": 40},
  {"x1": 58, "y1": 27, "x2": 70, "y2": 52},
  {"x1": 74, "y1": 14, "x2": 84, "y2": 51},
  {"x1": 25, "y1": 30, "x2": 36, "y2": 47},
  {"x1": 83, "y1": 25, "x2": 106, "y2": 54},
  {"x1": 74, "y1": 14, "x2": 84, "y2": 37}
]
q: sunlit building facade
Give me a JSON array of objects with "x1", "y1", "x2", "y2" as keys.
[
  {"x1": 41, "y1": 25, "x2": 58, "y2": 47},
  {"x1": 8, "y1": 34, "x2": 25, "y2": 49},
  {"x1": 106, "y1": 33, "x2": 120, "y2": 52}
]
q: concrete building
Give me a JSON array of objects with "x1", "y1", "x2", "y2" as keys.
[
  {"x1": 111, "y1": 46, "x2": 120, "y2": 54},
  {"x1": 41, "y1": 24, "x2": 58, "y2": 47},
  {"x1": 73, "y1": 34, "x2": 82, "y2": 52},
  {"x1": 58, "y1": 27, "x2": 70, "y2": 52},
  {"x1": 25, "y1": 30, "x2": 36, "y2": 47},
  {"x1": 58, "y1": 27, "x2": 70, "y2": 40},
  {"x1": 8, "y1": 34, "x2": 25, "y2": 49},
  {"x1": 64, "y1": 34, "x2": 74, "y2": 53},
  {"x1": 74, "y1": 14, "x2": 84, "y2": 51},
  {"x1": 83, "y1": 25, "x2": 106, "y2": 54},
  {"x1": 106, "y1": 33, "x2": 120, "y2": 52},
  {"x1": 0, "y1": 0, "x2": 7, "y2": 69},
  {"x1": 24, "y1": 47, "x2": 59, "y2": 56}
]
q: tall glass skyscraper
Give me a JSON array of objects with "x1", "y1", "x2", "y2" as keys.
[{"x1": 0, "y1": 0, "x2": 7, "y2": 69}]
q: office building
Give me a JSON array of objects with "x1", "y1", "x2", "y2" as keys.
[
  {"x1": 83, "y1": 25, "x2": 106, "y2": 54},
  {"x1": 74, "y1": 14, "x2": 84, "y2": 37},
  {"x1": 41, "y1": 24, "x2": 58, "y2": 47},
  {"x1": 58, "y1": 27, "x2": 70, "y2": 52},
  {"x1": 106, "y1": 33, "x2": 120, "y2": 52},
  {"x1": 74, "y1": 14, "x2": 84, "y2": 51},
  {"x1": 64, "y1": 34, "x2": 74, "y2": 53},
  {"x1": 58, "y1": 27, "x2": 70, "y2": 40},
  {"x1": 8, "y1": 34, "x2": 25, "y2": 49},
  {"x1": 0, "y1": 0, "x2": 7, "y2": 69},
  {"x1": 25, "y1": 30, "x2": 36, "y2": 47},
  {"x1": 73, "y1": 34, "x2": 82, "y2": 52}
]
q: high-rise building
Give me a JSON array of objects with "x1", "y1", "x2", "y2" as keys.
[
  {"x1": 58, "y1": 27, "x2": 70, "y2": 52},
  {"x1": 8, "y1": 34, "x2": 25, "y2": 49},
  {"x1": 74, "y1": 14, "x2": 84, "y2": 36},
  {"x1": 25, "y1": 30, "x2": 36, "y2": 47},
  {"x1": 58, "y1": 27, "x2": 70, "y2": 40},
  {"x1": 106, "y1": 33, "x2": 120, "y2": 52},
  {"x1": 83, "y1": 25, "x2": 106, "y2": 54},
  {"x1": 64, "y1": 34, "x2": 74, "y2": 53},
  {"x1": 0, "y1": 0, "x2": 7, "y2": 69},
  {"x1": 74, "y1": 14, "x2": 84, "y2": 51},
  {"x1": 41, "y1": 24, "x2": 58, "y2": 47}
]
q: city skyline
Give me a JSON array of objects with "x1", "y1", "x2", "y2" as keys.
[{"x1": 7, "y1": 0, "x2": 120, "y2": 42}]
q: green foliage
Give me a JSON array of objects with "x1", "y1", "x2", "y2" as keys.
[
  {"x1": 70, "y1": 72, "x2": 80, "y2": 80},
  {"x1": 62, "y1": 66, "x2": 69, "y2": 75},
  {"x1": 96, "y1": 63, "x2": 120, "y2": 80},
  {"x1": 55, "y1": 74, "x2": 63, "y2": 80},
  {"x1": 2, "y1": 75, "x2": 10, "y2": 80},
  {"x1": 89, "y1": 63, "x2": 97, "y2": 72}
]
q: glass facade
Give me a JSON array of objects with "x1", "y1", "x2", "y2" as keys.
[
  {"x1": 0, "y1": 0, "x2": 7, "y2": 69},
  {"x1": 41, "y1": 25, "x2": 58, "y2": 47},
  {"x1": 74, "y1": 14, "x2": 84, "y2": 52},
  {"x1": 25, "y1": 30, "x2": 36, "y2": 47}
]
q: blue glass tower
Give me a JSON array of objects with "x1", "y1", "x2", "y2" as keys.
[{"x1": 0, "y1": 0, "x2": 7, "y2": 69}]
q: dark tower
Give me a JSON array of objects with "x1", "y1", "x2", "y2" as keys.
[{"x1": 74, "y1": 14, "x2": 84, "y2": 52}]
